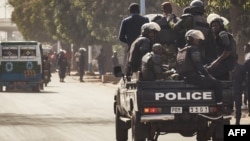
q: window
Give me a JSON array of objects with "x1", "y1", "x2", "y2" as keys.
[
  {"x1": 2, "y1": 46, "x2": 18, "y2": 59},
  {"x1": 20, "y1": 46, "x2": 36, "y2": 58}
]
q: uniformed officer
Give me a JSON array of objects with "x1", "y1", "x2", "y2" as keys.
[
  {"x1": 176, "y1": 29, "x2": 223, "y2": 105},
  {"x1": 141, "y1": 43, "x2": 165, "y2": 81},
  {"x1": 174, "y1": 0, "x2": 217, "y2": 64},
  {"x1": 127, "y1": 22, "x2": 161, "y2": 81},
  {"x1": 155, "y1": 2, "x2": 179, "y2": 69},
  {"x1": 234, "y1": 42, "x2": 250, "y2": 124},
  {"x1": 244, "y1": 43, "x2": 250, "y2": 116},
  {"x1": 206, "y1": 17, "x2": 238, "y2": 80}
]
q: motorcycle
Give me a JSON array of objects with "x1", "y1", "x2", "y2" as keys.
[{"x1": 43, "y1": 69, "x2": 51, "y2": 87}]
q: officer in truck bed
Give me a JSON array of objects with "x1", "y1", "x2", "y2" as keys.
[{"x1": 176, "y1": 29, "x2": 223, "y2": 106}]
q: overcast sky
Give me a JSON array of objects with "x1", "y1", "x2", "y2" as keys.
[{"x1": 0, "y1": 0, "x2": 13, "y2": 18}]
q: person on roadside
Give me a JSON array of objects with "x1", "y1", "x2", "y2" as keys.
[
  {"x1": 176, "y1": 29, "x2": 223, "y2": 107},
  {"x1": 128, "y1": 22, "x2": 161, "y2": 81},
  {"x1": 79, "y1": 48, "x2": 86, "y2": 82},
  {"x1": 57, "y1": 50, "x2": 68, "y2": 82},
  {"x1": 96, "y1": 48, "x2": 106, "y2": 79},
  {"x1": 65, "y1": 49, "x2": 72, "y2": 76},
  {"x1": 233, "y1": 42, "x2": 250, "y2": 124},
  {"x1": 42, "y1": 54, "x2": 52, "y2": 82},
  {"x1": 118, "y1": 2, "x2": 149, "y2": 80},
  {"x1": 111, "y1": 51, "x2": 119, "y2": 68},
  {"x1": 74, "y1": 50, "x2": 81, "y2": 75},
  {"x1": 244, "y1": 43, "x2": 250, "y2": 117}
]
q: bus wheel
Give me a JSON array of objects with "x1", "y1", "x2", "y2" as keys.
[{"x1": 32, "y1": 85, "x2": 40, "y2": 92}]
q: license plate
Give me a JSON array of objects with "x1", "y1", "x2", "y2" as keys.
[
  {"x1": 189, "y1": 106, "x2": 209, "y2": 113},
  {"x1": 171, "y1": 107, "x2": 182, "y2": 113}
]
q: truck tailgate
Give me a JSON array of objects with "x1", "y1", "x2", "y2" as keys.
[{"x1": 136, "y1": 80, "x2": 233, "y2": 115}]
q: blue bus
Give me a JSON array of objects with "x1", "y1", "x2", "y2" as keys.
[{"x1": 0, "y1": 41, "x2": 44, "y2": 92}]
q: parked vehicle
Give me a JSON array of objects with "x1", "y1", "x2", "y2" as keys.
[{"x1": 0, "y1": 41, "x2": 44, "y2": 92}]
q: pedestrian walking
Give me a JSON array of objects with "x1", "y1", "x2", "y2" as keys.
[
  {"x1": 111, "y1": 51, "x2": 119, "y2": 68},
  {"x1": 96, "y1": 48, "x2": 106, "y2": 79},
  {"x1": 233, "y1": 42, "x2": 250, "y2": 124},
  {"x1": 79, "y1": 48, "x2": 86, "y2": 82},
  {"x1": 57, "y1": 50, "x2": 68, "y2": 82}
]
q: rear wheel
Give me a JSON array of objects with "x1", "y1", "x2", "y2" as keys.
[
  {"x1": 212, "y1": 118, "x2": 230, "y2": 141},
  {"x1": 196, "y1": 120, "x2": 209, "y2": 141},
  {"x1": 131, "y1": 111, "x2": 147, "y2": 141},
  {"x1": 115, "y1": 107, "x2": 128, "y2": 141},
  {"x1": 32, "y1": 84, "x2": 40, "y2": 92}
]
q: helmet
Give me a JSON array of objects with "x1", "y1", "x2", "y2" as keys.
[
  {"x1": 141, "y1": 22, "x2": 161, "y2": 36},
  {"x1": 207, "y1": 13, "x2": 229, "y2": 27},
  {"x1": 189, "y1": 0, "x2": 205, "y2": 14},
  {"x1": 185, "y1": 29, "x2": 205, "y2": 41},
  {"x1": 210, "y1": 17, "x2": 224, "y2": 27},
  {"x1": 190, "y1": 0, "x2": 204, "y2": 8},
  {"x1": 79, "y1": 47, "x2": 86, "y2": 53},
  {"x1": 152, "y1": 43, "x2": 164, "y2": 54}
]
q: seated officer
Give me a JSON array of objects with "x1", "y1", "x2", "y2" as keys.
[
  {"x1": 141, "y1": 43, "x2": 165, "y2": 81},
  {"x1": 176, "y1": 29, "x2": 223, "y2": 106},
  {"x1": 127, "y1": 22, "x2": 161, "y2": 81},
  {"x1": 141, "y1": 43, "x2": 179, "y2": 81}
]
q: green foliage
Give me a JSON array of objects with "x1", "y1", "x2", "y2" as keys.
[{"x1": 8, "y1": 0, "x2": 250, "y2": 49}]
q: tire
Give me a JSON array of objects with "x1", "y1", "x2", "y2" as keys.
[
  {"x1": 212, "y1": 119, "x2": 230, "y2": 141},
  {"x1": 115, "y1": 107, "x2": 128, "y2": 141},
  {"x1": 197, "y1": 129, "x2": 208, "y2": 141},
  {"x1": 32, "y1": 84, "x2": 40, "y2": 92},
  {"x1": 196, "y1": 120, "x2": 208, "y2": 141},
  {"x1": 131, "y1": 111, "x2": 147, "y2": 141}
]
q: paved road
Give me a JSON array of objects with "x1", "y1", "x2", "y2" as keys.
[
  {"x1": 0, "y1": 72, "x2": 116, "y2": 141},
  {"x1": 0, "y1": 72, "x2": 249, "y2": 141}
]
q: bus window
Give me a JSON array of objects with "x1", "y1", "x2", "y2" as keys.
[
  {"x1": 2, "y1": 46, "x2": 18, "y2": 59},
  {"x1": 20, "y1": 46, "x2": 36, "y2": 58}
]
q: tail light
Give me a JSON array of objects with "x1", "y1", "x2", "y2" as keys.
[{"x1": 144, "y1": 107, "x2": 162, "y2": 114}]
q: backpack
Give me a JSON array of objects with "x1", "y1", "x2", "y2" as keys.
[{"x1": 176, "y1": 46, "x2": 195, "y2": 74}]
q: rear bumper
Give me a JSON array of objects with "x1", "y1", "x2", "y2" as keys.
[
  {"x1": 140, "y1": 114, "x2": 232, "y2": 122},
  {"x1": 141, "y1": 114, "x2": 175, "y2": 122}
]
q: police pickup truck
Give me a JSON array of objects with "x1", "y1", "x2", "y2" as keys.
[{"x1": 113, "y1": 66, "x2": 234, "y2": 141}]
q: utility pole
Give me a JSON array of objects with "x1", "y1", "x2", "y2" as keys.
[
  {"x1": 140, "y1": 0, "x2": 146, "y2": 15},
  {"x1": 5, "y1": 0, "x2": 7, "y2": 19}
]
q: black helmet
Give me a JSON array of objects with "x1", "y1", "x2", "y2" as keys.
[
  {"x1": 152, "y1": 43, "x2": 164, "y2": 54},
  {"x1": 190, "y1": 0, "x2": 204, "y2": 8},
  {"x1": 189, "y1": 0, "x2": 205, "y2": 15}
]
